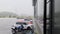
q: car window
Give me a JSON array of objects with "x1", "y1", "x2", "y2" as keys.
[
  {"x1": 16, "y1": 22, "x2": 22, "y2": 24},
  {"x1": 23, "y1": 23, "x2": 27, "y2": 25}
]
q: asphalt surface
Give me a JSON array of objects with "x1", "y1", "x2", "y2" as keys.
[
  {"x1": 17, "y1": 30, "x2": 33, "y2": 34},
  {"x1": 0, "y1": 18, "x2": 34, "y2": 34}
]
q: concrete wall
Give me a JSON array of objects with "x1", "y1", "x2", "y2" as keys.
[{"x1": 34, "y1": 0, "x2": 44, "y2": 34}]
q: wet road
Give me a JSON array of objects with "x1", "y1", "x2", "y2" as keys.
[
  {"x1": 17, "y1": 30, "x2": 33, "y2": 34},
  {"x1": 0, "y1": 18, "x2": 34, "y2": 34}
]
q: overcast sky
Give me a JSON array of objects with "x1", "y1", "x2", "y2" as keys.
[{"x1": 0, "y1": 0, "x2": 34, "y2": 16}]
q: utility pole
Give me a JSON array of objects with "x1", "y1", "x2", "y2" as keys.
[
  {"x1": 32, "y1": 0, "x2": 37, "y2": 18},
  {"x1": 43, "y1": 0, "x2": 47, "y2": 34}
]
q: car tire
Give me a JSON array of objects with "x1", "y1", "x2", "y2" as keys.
[
  {"x1": 27, "y1": 27, "x2": 34, "y2": 33},
  {"x1": 12, "y1": 29, "x2": 17, "y2": 34},
  {"x1": 27, "y1": 27, "x2": 32, "y2": 30}
]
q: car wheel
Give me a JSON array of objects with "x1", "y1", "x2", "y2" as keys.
[
  {"x1": 27, "y1": 27, "x2": 32, "y2": 30},
  {"x1": 12, "y1": 29, "x2": 16, "y2": 34}
]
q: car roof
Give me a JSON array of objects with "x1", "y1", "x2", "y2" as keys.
[{"x1": 17, "y1": 19, "x2": 24, "y2": 22}]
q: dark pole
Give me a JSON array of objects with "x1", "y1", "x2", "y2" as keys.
[
  {"x1": 32, "y1": 0, "x2": 37, "y2": 18},
  {"x1": 34, "y1": 6, "x2": 36, "y2": 18},
  {"x1": 43, "y1": 0, "x2": 47, "y2": 34},
  {"x1": 49, "y1": 0, "x2": 55, "y2": 34}
]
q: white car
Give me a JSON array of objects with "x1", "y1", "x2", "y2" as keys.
[{"x1": 11, "y1": 21, "x2": 34, "y2": 34}]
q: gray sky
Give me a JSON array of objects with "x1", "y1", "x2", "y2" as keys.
[{"x1": 0, "y1": 0, "x2": 34, "y2": 16}]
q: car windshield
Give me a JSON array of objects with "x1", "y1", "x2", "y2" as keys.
[
  {"x1": 24, "y1": 19, "x2": 30, "y2": 21},
  {"x1": 16, "y1": 22, "x2": 27, "y2": 25}
]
